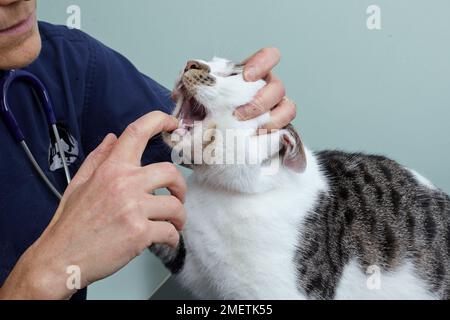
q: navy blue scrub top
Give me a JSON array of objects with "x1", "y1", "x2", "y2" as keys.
[{"x1": 0, "y1": 22, "x2": 174, "y2": 300}]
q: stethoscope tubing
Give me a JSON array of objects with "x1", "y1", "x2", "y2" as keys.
[
  {"x1": 20, "y1": 140, "x2": 63, "y2": 199},
  {"x1": 0, "y1": 69, "x2": 71, "y2": 200}
]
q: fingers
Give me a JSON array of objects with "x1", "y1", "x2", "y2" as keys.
[
  {"x1": 260, "y1": 97, "x2": 297, "y2": 132},
  {"x1": 234, "y1": 73, "x2": 285, "y2": 121},
  {"x1": 111, "y1": 111, "x2": 179, "y2": 165},
  {"x1": 143, "y1": 195, "x2": 186, "y2": 230},
  {"x1": 147, "y1": 221, "x2": 180, "y2": 248},
  {"x1": 138, "y1": 162, "x2": 187, "y2": 203},
  {"x1": 238, "y1": 47, "x2": 296, "y2": 129},
  {"x1": 242, "y1": 47, "x2": 281, "y2": 82},
  {"x1": 65, "y1": 133, "x2": 117, "y2": 195}
]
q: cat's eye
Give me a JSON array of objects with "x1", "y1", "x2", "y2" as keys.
[
  {"x1": 228, "y1": 67, "x2": 243, "y2": 77},
  {"x1": 215, "y1": 71, "x2": 240, "y2": 77},
  {"x1": 217, "y1": 62, "x2": 243, "y2": 77}
]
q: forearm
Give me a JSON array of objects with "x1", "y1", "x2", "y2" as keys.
[{"x1": 0, "y1": 243, "x2": 76, "y2": 300}]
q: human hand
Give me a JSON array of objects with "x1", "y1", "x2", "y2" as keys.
[
  {"x1": 0, "y1": 111, "x2": 186, "y2": 300},
  {"x1": 234, "y1": 47, "x2": 297, "y2": 131}
]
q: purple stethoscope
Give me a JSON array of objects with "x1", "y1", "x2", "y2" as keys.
[{"x1": 0, "y1": 69, "x2": 71, "y2": 200}]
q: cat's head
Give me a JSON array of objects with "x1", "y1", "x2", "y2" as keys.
[
  {"x1": 164, "y1": 57, "x2": 306, "y2": 190},
  {"x1": 171, "y1": 57, "x2": 265, "y2": 125}
]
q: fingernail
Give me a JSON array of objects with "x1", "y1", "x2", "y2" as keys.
[
  {"x1": 244, "y1": 67, "x2": 257, "y2": 81},
  {"x1": 234, "y1": 106, "x2": 248, "y2": 120}
]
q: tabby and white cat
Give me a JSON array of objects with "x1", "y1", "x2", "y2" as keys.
[{"x1": 152, "y1": 57, "x2": 450, "y2": 300}]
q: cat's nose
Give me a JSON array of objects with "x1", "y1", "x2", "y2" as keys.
[{"x1": 185, "y1": 60, "x2": 210, "y2": 73}]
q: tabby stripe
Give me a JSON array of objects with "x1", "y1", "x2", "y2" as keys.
[
  {"x1": 406, "y1": 211, "x2": 416, "y2": 239},
  {"x1": 375, "y1": 185, "x2": 384, "y2": 203},
  {"x1": 363, "y1": 171, "x2": 375, "y2": 184},
  {"x1": 421, "y1": 198, "x2": 431, "y2": 209},
  {"x1": 344, "y1": 208, "x2": 355, "y2": 226},
  {"x1": 311, "y1": 276, "x2": 324, "y2": 291},
  {"x1": 382, "y1": 223, "x2": 397, "y2": 267},
  {"x1": 437, "y1": 196, "x2": 445, "y2": 213},
  {"x1": 390, "y1": 189, "x2": 401, "y2": 215},
  {"x1": 336, "y1": 223, "x2": 346, "y2": 264},
  {"x1": 353, "y1": 182, "x2": 368, "y2": 213},
  {"x1": 379, "y1": 164, "x2": 393, "y2": 181},
  {"x1": 339, "y1": 187, "x2": 349, "y2": 200},
  {"x1": 368, "y1": 210, "x2": 377, "y2": 235},
  {"x1": 424, "y1": 210, "x2": 437, "y2": 243},
  {"x1": 433, "y1": 258, "x2": 445, "y2": 291}
]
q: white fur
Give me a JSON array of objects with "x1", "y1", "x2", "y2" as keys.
[
  {"x1": 171, "y1": 58, "x2": 437, "y2": 300},
  {"x1": 335, "y1": 260, "x2": 436, "y2": 300},
  {"x1": 177, "y1": 149, "x2": 326, "y2": 299}
]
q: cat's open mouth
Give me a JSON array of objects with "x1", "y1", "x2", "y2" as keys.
[{"x1": 175, "y1": 87, "x2": 208, "y2": 129}]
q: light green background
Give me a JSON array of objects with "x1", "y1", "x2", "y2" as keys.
[{"x1": 37, "y1": 0, "x2": 450, "y2": 299}]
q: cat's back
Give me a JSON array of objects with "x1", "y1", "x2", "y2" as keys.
[{"x1": 296, "y1": 150, "x2": 450, "y2": 299}]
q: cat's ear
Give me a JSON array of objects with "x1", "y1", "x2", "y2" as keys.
[{"x1": 280, "y1": 124, "x2": 307, "y2": 173}]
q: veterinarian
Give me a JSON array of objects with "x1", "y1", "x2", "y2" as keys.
[{"x1": 0, "y1": 0, "x2": 296, "y2": 300}]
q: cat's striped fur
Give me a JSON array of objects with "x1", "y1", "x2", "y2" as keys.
[{"x1": 296, "y1": 151, "x2": 450, "y2": 299}]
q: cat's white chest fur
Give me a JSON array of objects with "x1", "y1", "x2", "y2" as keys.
[
  {"x1": 176, "y1": 151, "x2": 326, "y2": 300},
  {"x1": 178, "y1": 178, "x2": 304, "y2": 299}
]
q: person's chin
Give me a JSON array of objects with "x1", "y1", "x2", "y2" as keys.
[{"x1": 0, "y1": 24, "x2": 42, "y2": 70}]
